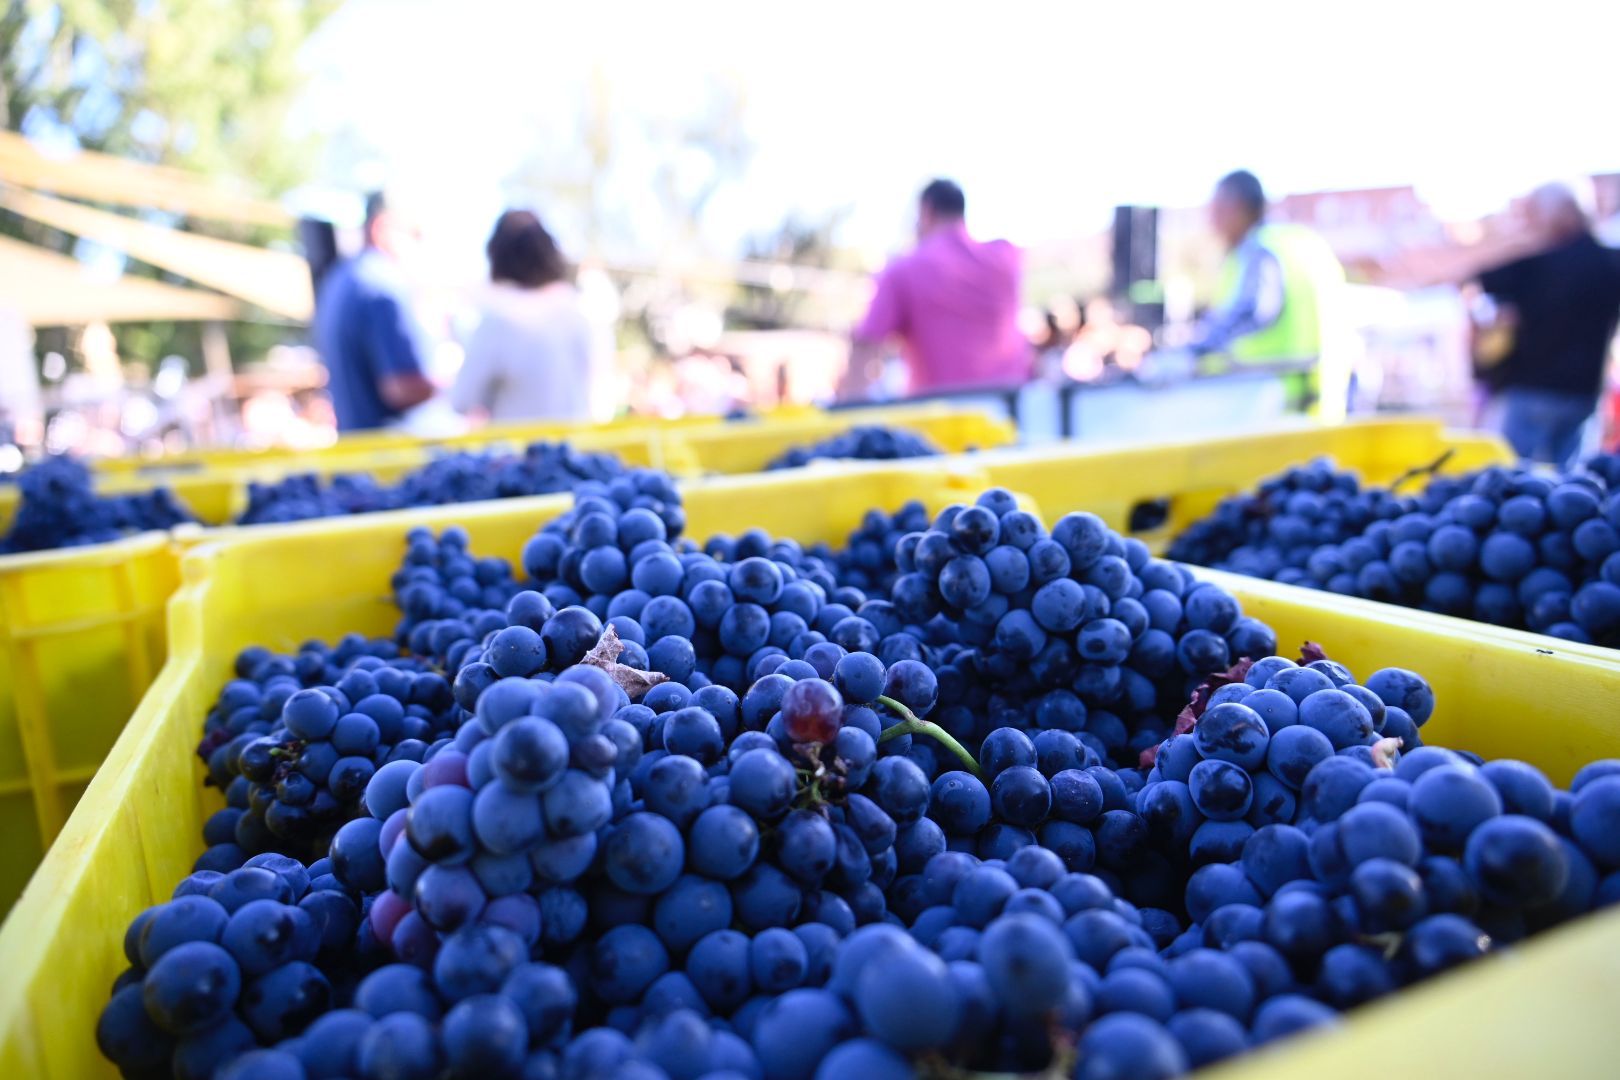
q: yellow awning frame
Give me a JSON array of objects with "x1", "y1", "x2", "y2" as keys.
[
  {"x1": 0, "y1": 234, "x2": 240, "y2": 327},
  {"x1": 0, "y1": 185, "x2": 313, "y2": 320},
  {"x1": 0, "y1": 130, "x2": 292, "y2": 229}
]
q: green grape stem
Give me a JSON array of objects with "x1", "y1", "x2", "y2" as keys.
[{"x1": 876, "y1": 696, "x2": 982, "y2": 778}]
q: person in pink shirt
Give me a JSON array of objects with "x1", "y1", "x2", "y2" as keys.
[{"x1": 841, "y1": 179, "x2": 1031, "y2": 399}]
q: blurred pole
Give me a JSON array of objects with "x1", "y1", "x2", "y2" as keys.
[
  {"x1": 298, "y1": 217, "x2": 340, "y2": 294},
  {"x1": 0, "y1": 307, "x2": 42, "y2": 454},
  {"x1": 201, "y1": 320, "x2": 234, "y2": 441}
]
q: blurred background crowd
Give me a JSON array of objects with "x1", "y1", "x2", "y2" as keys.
[{"x1": 2, "y1": 0, "x2": 1618, "y2": 469}]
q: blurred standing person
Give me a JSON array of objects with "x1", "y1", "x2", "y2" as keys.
[
  {"x1": 1475, "y1": 183, "x2": 1620, "y2": 466},
  {"x1": 312, "y1": 192, "x2": 436, "y2": 432},
  {"x1": 451, "y1": 210, "x2": 598, "y2": 424},
  {"x1": 840, "y1": 179, "x2": 1029, "y2": 400},
  {"x1": 1189, "y1": 170, "x2": 1346, "y2": 417}
]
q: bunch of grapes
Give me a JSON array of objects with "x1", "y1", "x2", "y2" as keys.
[
  {"x1": 96, "y1": 850, "x2": 375, "y2": 1080},
  {"x1": 392, "y1": 524, "x2": 524, "y2": 654},
  {"x1": 1165, "y1": 458, "x2": 1413, "y2": 577},
  {"x1": 398, "y1": 443, "x2": 626, "y2": 508},
  {"x1": 882, "y1": 490, "x2": 1277, "y2": 767},
  {"x1": 765, "y1": 425, "x2": 944, "y2": 470},
  {"x1": 1170, "y1": 455, "x2": 1620, "y2": 647},
  {"x1": 1136, "y1": 653, "x2": 1426, "y2": 871},
  {"x1": 1, "y1": 455, "x2": 194, "y2": 553},
  {"x1": 825, "y1": 499, "x2": 934, "y2": 596},
  {"x1": 237, "y1": 442, "x2": 633, "y2": 527},
  {"x1": 238, "y1": 473, "x2": 397, "y2": 525},
  {"x1": 492, "y1": 473, "x2": 903, "y2": 697},
  {"x1": 195, "y1": 640, "x2": 461, "y2": 866},
  {"x1": 1302, "y1": 463, "x2": 1620, "y2": 645}
]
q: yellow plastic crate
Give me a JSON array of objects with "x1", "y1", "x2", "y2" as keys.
[
  {"x1": 1, "y1": 402, "x2": 1007, "y2": 530},
  {"x1": 83, "y1": 407, "x2": 806, "y2": 480},
  {"x1": 0, "y1": 417, "x2": 1546, "y2": 913},
  {"x1": 973, "y1": 418, "x2": 1620, "y2": 669},
  {"x1": 670, "y1": 401, "x2": 1015, "y2": 476},
  {"x1": 0, "y1": 415, "x2": 1549, "y2": 920},
  {"x1": 0, "y1": 532, "x2": 180, "y2": 915},
  {"x1": 972, "y1": 416, "x2": 1514, "y2": 552},
  {"x1": 4, "y1": 459, "x2": 1620, "y2": 1078},
  {"x1": 0, "y1": 429, "x2": 677, "y2": 913},
  {"x1": 0, "y1": 408, "x2": 986, "y2": 903},
  {"x1": 0, "y1": 427, "x2": 677, "y2": 532}
]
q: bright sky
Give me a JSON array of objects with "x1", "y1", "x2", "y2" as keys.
[{"x1": 291, "y1": 0, "x2": 1620, "y2": 278}]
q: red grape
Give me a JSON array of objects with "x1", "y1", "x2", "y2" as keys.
[{"x1": 781, "y1": 678, "x2": 845, "y2": 744}]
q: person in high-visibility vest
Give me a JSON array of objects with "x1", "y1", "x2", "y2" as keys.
[{"x1": 1190, "y1": 170, "x2": 1347, "y2": 418}]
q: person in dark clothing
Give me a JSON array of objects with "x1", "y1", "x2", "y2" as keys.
[
  {"x1": 1477, "y1": 184, "x2": 1620, "y2": 466},
  {"x1": 312, "y1": 191, "x2": 436, "y2": 432}
]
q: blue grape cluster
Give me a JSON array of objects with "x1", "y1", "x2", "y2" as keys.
[
  {"x1": 96, "y1": 850, "x2": 380, "y2": 1080},
  {"x1": 194, "y1": 638, "x2": 462, "y2": 864},
  {"x1": 1137, "y1": 654, "x2": 1430, "y2": 868},
  {"x1": 434, "y1": 477, "x2": 1272, "y2": 782},
  {"x1": 825, "y1": 499, "x2": 933, "y2": 597},
  {"x1": 3, "y1": 443, "x2": 633, "y2": 553},
  {"x1": 765, "y1": 425, "x2": 944, "y2": 470},
  {"x1": 1165, "y1": 458, "x2": 1414, "y2": 575},
  {"x1": 238, "y1": 443, "x2": 629, "y2": 526},
  {"x1": 392, "y1": 525, "x2": 526, "y2": 652},
  {"x1": 0, "y1": 455, "x2": 193, "y2": 553},
  {"x1": 1170, "y1": 455, "x2": 1620, "y2": 647},
  {"x1": 880, "y1": 492, "x2": 1277, "y2": 766},
  {"x1": 100, "y1": 479, "x2": 1620, "y2": 1080}
]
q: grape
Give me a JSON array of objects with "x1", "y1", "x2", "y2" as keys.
[
  {"x1": 751, "y1": 988, "x2": 855, "y2": 1080},
  {"x1": 930, "y1": 770, "x2": 992, "y2": 834},
  {"x1": 1075, "y1": 1013, "x2": 1188, "y2": 1080},
  {"x1": 1297, "y1": 688, "x2": 1374, "y2": 749},
  {"x1": 780, "y1": 678, "x2": 845, "y2": 744},
  {"x1": 142, "y1": 941, "x2": 242, "y2": 1035},
  {"x1": 732, "y1": 862, "x2": 803, "y2": 931},
  {"x1": 979, "y1": 911, "x2": 1074, "y2": 1013},
  {"x1": 653, "y1": 875, "x2": 734, "y2": 953},
  {"x1": 1463, "y1": 815, "x2": 1570, "y2": 907},
  {"x1": 406, "y1": 784, "x2": 476, "y2": 862},
  {"x1": 1261, "y1": 889, "x2": 1341, "y2": 962},
  {"x1": 686, "y1": 804, "x2": 760, "y2": 880},
  {"x1": 1049, "y1": 769, "x2": 1105, "y2": 824},
  {"x1": 853, "y1": 941, "x2": 959, "y2": 1052},
  {"x1": 1194, "y1": 703, "x2": 1271, "y2": 770},
  {"x1": 663, "y1": 705, "x2": 725, "y2": 762},
  {"x1": 237, "y1": 960, "x2": 330, "y2": 1041},
  {"x1": 1410, "y1": 766, "x2": 1504, "y2": 850},
  {"x1": 541, "y1": 769, "x2": 613, "y2": 837},
  {"x1": 744, "y1": 926, "x2": 808, "y2": 993},
  {"x1": 589, "y1": 924, "x2": 669, "y2": 1004},
  {"x1": 1349, "y1": 858, "x2": 1429, "y2": 932},
  {"x1": 1571, "y1": 776, "x2": 1620, "y2": 867},
  {"x1": 604, "y1": 812, "x2": 686, "y2": 895},
  {"x1": 992, "y1": 765, "x2": 1053, "y2": 828},
  {"x1": 1188, "y1": 759, "x2": 1253, "y2": 821},
  {"x1": 727, "y1": 748, "x2": 798, "y2": 820}
]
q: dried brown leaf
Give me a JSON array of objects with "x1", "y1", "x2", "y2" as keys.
[
  {"x1": 1140, "y1": 656, "x2": 1256, "y2": 768},
  {"x1": 581, "y1": 624, "x2": 670, "y2": 699}
]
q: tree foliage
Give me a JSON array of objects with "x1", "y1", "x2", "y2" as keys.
[
  {"x1": 0, "y1": 0, "x2": 337, "y2": 366},
  {"x1": 2, "y1": 0, "x2": 336, "y2": 193}
]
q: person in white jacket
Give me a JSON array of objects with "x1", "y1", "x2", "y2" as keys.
[{"x1": 451, "y1": 210, "x2": 599, "y2": 424}]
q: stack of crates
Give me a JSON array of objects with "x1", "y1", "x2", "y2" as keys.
[
  {"x1": 3, "y1": 416, "x2": 1620, "y2": 1076},
  {"x1": 0, "y1": 409, "x2": 1613, "y2": 1075}
]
